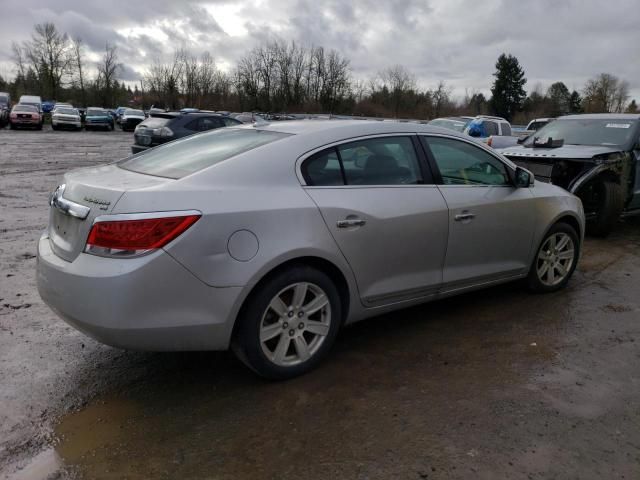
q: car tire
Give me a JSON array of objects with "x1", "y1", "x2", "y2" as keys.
[
  {"x1": 52, "y1": 125, "x2": 58, "y2": 131},
  {"x1": 9, "y1": 123, "x2": 16, "y2": 130},
  {"x1": 232, "y1": 265, "x2": 342, "y2": 380},
  {"x1": 586, "y1": 180, "x2": 624, "y2": 237},
  {"x1": 527, "y1": 222, "x2": 579, "y2": 293}
]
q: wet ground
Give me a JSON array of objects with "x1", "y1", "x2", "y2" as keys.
[{"x1": 1, "y1": 127, "x2": 640, "y2": 479}]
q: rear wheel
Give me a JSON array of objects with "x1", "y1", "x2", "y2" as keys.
[
  {"x1": 583, "y1": 180, "x2": 624, "y2": 237},
  {"x1": 232, "y1": 266, "x2": 341, "y2": 380},
  {"x1": 527, "y1": 223, "x2": 579, "y2": 293}
]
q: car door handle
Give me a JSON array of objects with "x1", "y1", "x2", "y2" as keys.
[
  {"x1": 337, "y1": 218, "x2": 366, "y2": 228},
  {"x1": 454, "y1": 212, "x2": 475, "y2": 222}
]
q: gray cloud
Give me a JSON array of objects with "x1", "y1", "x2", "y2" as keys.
[{"x1": 0, "y1": 0, "x2": 638, "y2": 100}]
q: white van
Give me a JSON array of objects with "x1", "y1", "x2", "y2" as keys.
[{"x1": 19, "y1": 95, "x2": 43, "y2": 113}]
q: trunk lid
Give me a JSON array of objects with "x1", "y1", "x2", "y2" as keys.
[{"x1": 48, "y1": 164, "x2": 170, "y2": 262}]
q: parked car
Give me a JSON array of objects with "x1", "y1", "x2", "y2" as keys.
[
  {"x1": 428, "y1": 116, "x2": 473, "y2": 132},
  {"x1": 119, "y1": 109, "x2": 146, "y2": 131},
  {"x1": 37, "y1": 120, "x2": 584, "y2": 379},
  {"x1": 42, "y1": 100, "x2": 56, "y2": 113},
  {"x1": 113, "y1": 106, "x2": 128, "y2": 124},
  {"x1": 84, "y1": 108, "x2": 115, "y2": 131},
  {"x1": 9, "y1": 104, "x2": 42, "y2": 130},
  {"x1": 51, "y1": 107, "x2": 82, "y2": 131},
  {"x1": 18, "y1": 95, "x2": 43, "y2": 114},
  {"x1": 18, "y1": 95, "x2": 43, "y2": 126},
  {"x1": 52, "y1": 102, "x2": 74, "y2": 112},
  {"x1": 0, "y1": 92, "x2": 10, "y2": 128},
  {"x1": 526, "y1": 118, "x2": 554, "y2": 132},
  {"x1": 501, "y1": 114, "x2": 640, "y2": 235},
  {"x1": 131, "y1": 111, "x2": 242, "y2": 153},
  {"x1": 464, "y1": 115, "x2": 512, "y2": 139},
  {"x1": 232, "y1": 112, "x2": 256, "y2": 123}
]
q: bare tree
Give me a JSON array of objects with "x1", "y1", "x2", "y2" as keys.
[
  {"x1": 379, "y1": 65, "x2": 416, "y2": 116},
  {"x1": 72, "y1": 38, "x2": 86, "y2": 106},
  {"x1": 583, "y1": 73, "x2": 630, "y2": 113},
  {"x1": 431, "y1": 81, "x2": 452, "y2": 118},
  {"x1": 20, "y1": 23, "x2": 73, "y2": 98},
  {"x1": 96, "y1": 43, "x2": 121, "y2": 107}
]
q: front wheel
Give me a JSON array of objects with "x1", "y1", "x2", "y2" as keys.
[
  {"x1": 527, "y1": 223, "x2": 579, "y2": 293},
  {"x1": 232, "y1": 266, "x2": 342, "y2": 380},
  {"x1": 584, "y1": 180, "x2": 624, "y2": 237}
]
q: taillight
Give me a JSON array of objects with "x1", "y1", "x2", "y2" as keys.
[
  {"x1": 85, "y1": 213, "x2": 200, "y2": 258},
  {"x1": 487, "y1": 136, "x2": 493, "y2": 147}
]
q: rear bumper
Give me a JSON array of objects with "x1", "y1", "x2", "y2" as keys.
[{"x1": 36, "y1": 233, "x2": 242, "y2": 351}]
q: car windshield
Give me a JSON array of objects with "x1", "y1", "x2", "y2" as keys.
[
  {"x1": 87, "y1": 109, "x2": 107, "y2": 116},
  {"x1": 125, "y1": 109, "x2": 144, "y2": 116},
  {"x1": 119, "y1": 128, "x2": 291, "y2": 179},
  {"x1": 523, "y1": 118, "x2": 639, "y2": 148},
  {"x1": 56, "y1": 108, "x2": 77, "y2": 115},
  {"x1": 14, "y1": 105, "x2": 37, "y2": 112},
  {"x1": 429, "y1": 118, "x2": 468, "y2": 132},
  {"x1": 0, "y1": 95, "x2": 8, "y2": 104}
]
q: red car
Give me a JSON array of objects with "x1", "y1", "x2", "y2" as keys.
[{"x1": 9, "y1": 104, "x2": 42, "y2": 130}]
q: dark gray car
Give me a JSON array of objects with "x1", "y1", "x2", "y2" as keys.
[{"x1": 132, "y1": 112, "x2": 242, "y2": 153}]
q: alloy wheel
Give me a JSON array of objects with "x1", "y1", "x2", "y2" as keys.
[
  {"x1": 259, "y1": 282, "x2": 331, "y2": 367},
  {"x1": 536, "y1": 232, "x2": 575, "y2": 287}
]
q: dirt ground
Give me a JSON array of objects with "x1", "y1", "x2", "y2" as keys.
[{"x1": 1, "y1": 126, "x2": 639, "y2": 480}]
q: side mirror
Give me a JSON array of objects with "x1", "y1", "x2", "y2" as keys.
[{"x1": 515, "y1": 167, "x2": 533, "y2": 188}]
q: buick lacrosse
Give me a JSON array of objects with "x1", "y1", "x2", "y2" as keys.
[{"x1": 37, "y1": 120, "x2": 584, "y2": 379}]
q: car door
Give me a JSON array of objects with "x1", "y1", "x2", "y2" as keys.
[
  {"x1": 301, "y1": 135, "x2": 449, "y2": 307},
  {"x1": 420, "y1": 135, "x2": 536, "y2": 290}
]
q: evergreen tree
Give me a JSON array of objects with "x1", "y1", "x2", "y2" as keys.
[
  {"x1": 625, "y1": 99, "x2": 638, "y2": 113},
  {"x1": 489, "y1": 53, "x2": 526, "y2": 121},
  {"x1": 568, "y1": 90, "x2": 583, "y2": 113}
]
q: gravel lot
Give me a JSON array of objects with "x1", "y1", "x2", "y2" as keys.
[{"x1": 1, "y1": 126, "x2": 640, "y2": 479}]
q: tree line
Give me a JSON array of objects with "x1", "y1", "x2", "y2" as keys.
[{"x1": 2, "y1": 22, "x2": 637, "y2": 122}]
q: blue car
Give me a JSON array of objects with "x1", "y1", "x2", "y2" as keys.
[
  {"x1": 42, "y1": 101, "x2": 56, "y2": 113},
  {"x1": 84, "y1": 107, "x2": 115, "y2": 131}
]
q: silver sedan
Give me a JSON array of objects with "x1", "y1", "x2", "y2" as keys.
[{"x1": 37, "y1": 120, "x2": 584, "y2": 379}]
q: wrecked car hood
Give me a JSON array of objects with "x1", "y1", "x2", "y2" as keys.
[{"x1": 502, "y1": 144, "x2": 622, "y2": 160}]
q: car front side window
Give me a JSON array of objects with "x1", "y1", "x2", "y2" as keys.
[{"x1": 423, "y1": 136, "x2": 511, "y2": 186}]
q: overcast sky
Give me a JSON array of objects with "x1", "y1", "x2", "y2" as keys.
[{"x1": 1, "y1": 0, "x2": 638, "y2": 101}]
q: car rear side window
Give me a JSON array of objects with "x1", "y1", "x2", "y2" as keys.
[
  {"x1": 119, "y1": 128, "x2": 290, "y2": 179},
  {"x1": 423, "y1": 136, "x2": 510, "y2": 186},
  {"x1": 500, "y1": 122, "x2": 512, "y2": 136},
  {"x1": 301, "y1": 149, "x2": 344, "y2": 186}
]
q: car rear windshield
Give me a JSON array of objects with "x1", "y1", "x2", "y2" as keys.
[
  {"x1": 137, "y1": 117, "x2": 170, "y2": 129},
  {"x1": 523, "y1": 119, "x2": 639, "y2": 148},
  {"x1": 118, "y1": 128, "x2": 291, "y2": 179},
  {"x1": 87, "y1": 109, "x2": 107, "y2": 116},
  {"x1": 125, "y1": 109, "x2": 144, "y2": 116}
]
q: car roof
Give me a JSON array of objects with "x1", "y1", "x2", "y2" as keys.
[
  {"x1": 558, "y1": 113, "x2": 640, "y2": 121},
  {"x1": 243, "y1": 119, "x2": 468, "y2": 141}
]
